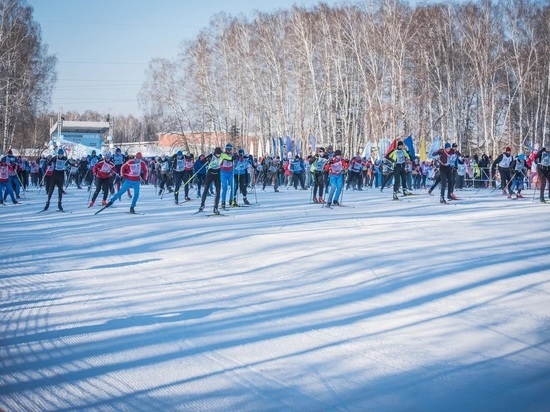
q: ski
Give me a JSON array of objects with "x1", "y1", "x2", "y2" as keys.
[
  {"x1": 126, "y1": 211, "x2": 145, "y2": 215},
  {"x1": 206, "y1": 213, "x2": 230, "y2": 217},
  {"x1": 94, "y1": 205, "x2": 110, "y2": 215}
]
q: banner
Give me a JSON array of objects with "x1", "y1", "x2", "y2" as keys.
[
  {"x1": 427, "y1": 136, "x2": 441, "y2": 159},
  {"x1": 362, "y1": 142, "x2": 372, "y2": 159},
  {"x1": 419, "y1": 137, "x2": 427, "y2": 162},
  {"x1": 403, "y1": 135, "x2": 416, "y2": 160}
]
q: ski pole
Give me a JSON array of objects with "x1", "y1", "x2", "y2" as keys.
[{"x1": 175, "y1": 162, "x2": 208, "y2": 195}]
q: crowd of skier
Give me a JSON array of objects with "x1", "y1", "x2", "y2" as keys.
[{"x1": 1, "y1": 141, "x2": 550, "y2": 214}]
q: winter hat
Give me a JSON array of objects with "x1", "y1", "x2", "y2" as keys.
[
  {"x1": 238, "y1": 148, "x2": 245, "y2": 156},
  {"x1": 104, "y1": 151, "x2": 111, "y2": 159},
  {"x1": 295, "y1": 155, "x2": 300, "y2": 159},
  {"x1": 7, "y1": 149, "x2": 13, "y2": 155},
  {"x1": 57, "y1": 148, "x2": 64, "y2": 155},
  {"x1": 225, "y1": 143, "x2": 233, "y2": 151},
  {"x1": 318, "y1": 147, "x2": 325, "y2": 152},
  {"x1": 135, "y1": 152, "x2": 143, "y2": 159},
  {"x1": 452, "y1": 143, "x2": 458, "y2": 148},
  {"x1": 444, "y1": 143, "x2": 451, "y2": 149},
  {"x1": 397, "y1": 141, "x2": 403, "y2": 146},
  {"x1": 115, "y1": 147, "x2": 121, "y2": 153},
  {"x1": 335, "y1": 149, "x2": 342, "y2": 156},
  {"x1": 177, "y1": 150, "x2": 183, "y2": 157},
  {"x1": 214, "y1": 147, "x2": 222, "y2": 155},
  {"x1": 505, "y1": 146, "x2": 511, "y2": 152}
]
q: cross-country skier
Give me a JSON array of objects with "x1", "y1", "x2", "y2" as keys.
[
  {"x1": 431, "y1": 143, "x2": 459, "y2": 204},
  {"x1": 386, "y1": 140, "x2": 412, "y2": 200},
  {"x1": 102, "y1": 152, "x2": 148, "y2": 214},
  {"x1": 43, "y1": 148, "x2": 68, "y2": 211},
  {"x1": 233, "y1": 149, "x2": 252, "y2": 206},
  {"x1": 535, "y1": 147, "x2": 550, "y2": 203},
  {"x1": 510, "y1": 154, "x2": 527, "y2": 199},
  {"x1": 89, "y1": 152, "x2": 116, "y2": 207},
  {"x1": 198, "y1": 147, "x2": 223, "y2": 214},
  {"x1": 492, "y1": 147, "x2": 515, "y2": 198},
  {"x1": 220, "y1": 144, "x2": 236, "y2": 208},
  {"x1": 0, "y1": 156, "x2": 19, "y2": 205},
  {"x1": 311, "y1": 147, "x2": 329, "y2": 203},
  {"x1": 325, "y1": 149, "x2": 348, "y2": 206}
]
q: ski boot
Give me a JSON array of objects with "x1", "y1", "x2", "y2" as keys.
[
  {"x1": 221, "y1": 202, "x2": 226, "y2": 209},
  {"x1": 43, "y1": 201, "x2": 50, "y2": 211},
  {"x1": 198, "y1": 205, "x2": 204, "y2": 212},
  {"x1": 129, "y1": 206, "x2": 136, "y2": 214},
  {"x1": 313, "y1": 196, "x2": 319, "y2": 203},
  {"x1": 243, "y1": 197, "x2": 250, "y2": 205},
  {"x1": 403, "y1": 189, "x2": 412, "y2": 196},
  {"x1": 88, "y1": 201, "x2": 94, "y2": 208},
  {"x1": 440, "y1": 197, "x2": 447, "y2": 204},
  {"x1": 213, "y1": 206, "x2": 220, "y2": 215},
  {"x1": 392, "y1": 192, "x2": 399, "y2": 201},
  {"x1": 58, "y1": 203, "x2": 64, "y2": 212},
  {"x1": 102, "y1": 199, "x2": 107, "y2": 206}
]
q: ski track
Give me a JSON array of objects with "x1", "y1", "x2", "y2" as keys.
[{"x1": 1, "y1": 184, "x2": 550, "y2": 411}]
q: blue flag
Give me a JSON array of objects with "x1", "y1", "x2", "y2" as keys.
[{"x1": 404, "y1": 135, "x2": 415, "y2": 159}]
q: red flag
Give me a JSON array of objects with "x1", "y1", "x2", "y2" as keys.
[{"x1": 384, "y1": 139, "x2": 397, "y2": 158}]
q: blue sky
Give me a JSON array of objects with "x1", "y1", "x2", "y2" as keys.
[{"x1": 29, "y1": 0, "x2": 428, "y2": 117}]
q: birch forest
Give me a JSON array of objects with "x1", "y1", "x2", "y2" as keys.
[{"x1": 141, "y1": 0, "x2": 550, "y2": 158}]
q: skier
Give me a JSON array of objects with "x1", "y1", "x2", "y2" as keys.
[
  {"x1": 311, "y1": 147, "x2": 328, "y2": 203},
  {"x1": 0, "y1": 156, "x2": 19, "y2": 205},
  {"x1": 262, "y1": 156, "x2": 281, "y2": 192},
  {"x1": 510, "y1": 154, "x2": 527, "y2": 199},
  {"x1": 174, "y1": 150, "x2": 195, "y2": 205},
  {"x1": 325, "y1": 149, "x2": 348, "y2": 206},
  {"x1": 233, "y1": 149, "x2": 252, "y2": 205},
  {"x1": 220, "y1": 144, "x2": 236, "y2": 208},
  {"x1": 102, "y1": 152, "x2": 148, "y2": 214},
  {"x1": 89, "y1": 152, "x2": 116, "y2": 207},
  {"x1": 158, "y1": 155, "x2": 173, "y2": 196},
  {"x1": 535, "y1": 147, "x2": 550, "y2": 203},
  {"x1": 346, "y1": 155, "x2": 365, "y2": 191},
  {"x1": 43, "y1": 148, "x2": 68, "y2": 211},
  {"x1": 386, "y1": 140, "x2": 412, "y2": 200},
  {"x1": 492, "y1": 147, "x2": 515, "y2": 198},
  {"x1": 431, "y1": 143, "x2": 459, "y2": 204},
  {"x1": 198, "y1": 147, "x2": 223, "y2": 214}
]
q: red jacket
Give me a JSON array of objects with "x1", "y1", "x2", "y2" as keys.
[
  {"x1": 0, "y1": 162, "x2": 14, "y2": 182},
  {"x1": 121, "y1": 159, "x2": 148, "y2": 182},
  {"x1": 93, "y1": 159, "x2": 116, "y2": 179}
]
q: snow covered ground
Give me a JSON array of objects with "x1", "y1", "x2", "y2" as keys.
[{"x1": 1, "y1": 183, "x2": 549, "y2": 411}]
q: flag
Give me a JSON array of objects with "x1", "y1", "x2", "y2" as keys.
[
  {"x1": 285, "y1": 136, "x2": 292, "y2": 154},
  {"x1": 362, "y1": 142, "x2": 372, "y2": 159},
  {"x1": 310, "y1": 134, "x2": 316, "y2": 153},
  {"x1": 384, "y1": 138, "x2": 397, "y2": 158},
  {"x1": 403, "y1": 135, "x2": 415, "y2": 160},
  {"x1": 427, "y1": 136, "x2": 441, "y2": 159},
  {"x1": 258, "y1": 140, "x2": 263, "y2": 158},
  {"x1": 278, "y1": 137, "x2": 284, "y2": 159},
  {"x1": 419, "y1": 137, "x2": 427, "y2": 162}
]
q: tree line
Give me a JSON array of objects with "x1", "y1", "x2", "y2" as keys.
[{"x1": 140, "y1": 0, "x2": 550, "y2": 158}]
